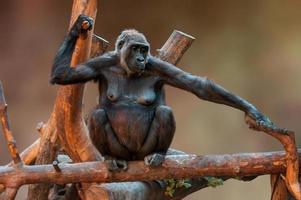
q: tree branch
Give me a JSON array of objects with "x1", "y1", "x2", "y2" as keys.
[
  {"x1": 246, "y1": 119, "x2": 301, "y2": 199},
  {"x1": 0, "y1": 151, "x2": 300, "y2": 189},
  {"x1": 0, "y1": 82, "x2": 22, "y2": 165},
  {"x1": 18, "y1": 138, "x2": 40, "y2": 165},
  {"x1": 0, "y1": 138, "x2": 40, "y2": 194}
]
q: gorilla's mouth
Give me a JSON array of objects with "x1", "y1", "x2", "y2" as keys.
[{"x1": 131, "y1": 63, "x2": 145, "y2": 74}]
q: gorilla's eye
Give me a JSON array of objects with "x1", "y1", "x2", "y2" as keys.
[
  {"x1": 132, "y1": 45, "x2": 138, "y2": 51},
  {"x1": 141, "y1": 47, "x2": 147, "y2": 54}
]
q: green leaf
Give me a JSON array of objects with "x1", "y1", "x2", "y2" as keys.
[
  {"x1": 183, "y1": 182, "x2": 192, "y2": 188},
  {"x1": 163, "y1": 179, "x2": 192, "y2": 197},
  {"x1": 204, "y1": 177, "x2": 224, "y2": 188}
]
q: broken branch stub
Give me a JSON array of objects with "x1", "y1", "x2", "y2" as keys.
[{"x1": 158, "y1": 30, "x2": 195, "y2": 65}]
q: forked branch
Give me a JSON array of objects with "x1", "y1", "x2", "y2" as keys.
[{"x1": 245, "y1": 115, "x2": 301, "y2": 199}]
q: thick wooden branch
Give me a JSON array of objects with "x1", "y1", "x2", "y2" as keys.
[
  {"x1": 52, "y1": 0, "x2": 103, "y2": 163},
  {"x1": 25, "y1": 1, "x2": 106, "y2": 198},
  {"x1": 0, "y1": 151, "x2": 300, "y2": 189}
]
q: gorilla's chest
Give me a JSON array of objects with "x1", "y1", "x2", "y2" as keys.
[
  {"x1": 99, "y1": 70, "x2": 160, "y2": 152},
  {"x1": 102, "y1": 70, "x2": 159, "y2": 105}
]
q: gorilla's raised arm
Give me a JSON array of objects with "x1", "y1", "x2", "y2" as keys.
[{"x1": 50, "y1": 15, "x2": 116, "y2": 85}]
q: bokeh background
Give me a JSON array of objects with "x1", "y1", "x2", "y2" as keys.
[{"x1": 0, "y1": 0, "x2": 300, "y2": 199}]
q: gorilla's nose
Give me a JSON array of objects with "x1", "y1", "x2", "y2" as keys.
[{"x1": 137, "y1": 57, "x2": 144, "y2": 62}]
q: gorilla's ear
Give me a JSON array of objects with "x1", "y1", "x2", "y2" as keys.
[{"x1": 117, "y1": 41, "x2": 124, "y2": 50}]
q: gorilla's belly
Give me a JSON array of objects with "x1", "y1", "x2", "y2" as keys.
[{"x1": 106, "y1": 103, "x2": 155, "y2": 153}]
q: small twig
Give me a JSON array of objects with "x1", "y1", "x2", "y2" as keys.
[
  {"x1": 0, "y1": 81, "x2": 22, "y2": 165},
  {"x1": 91, "y1": 34, "x2": 109, "y2": 58}
]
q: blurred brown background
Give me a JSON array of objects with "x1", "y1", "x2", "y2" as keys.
[{"x1": 0, "y1": 0, "x2": 300, "y2": 199}]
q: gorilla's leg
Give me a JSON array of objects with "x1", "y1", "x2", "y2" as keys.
[
  {"x1": 88, "y1": 109, "x2": 130, "y2": 170},
  {"x1": 88, "y1": 109, "x2": 109, "y2": 155},
  {"x1": 138, "y1": 105, "x2": 176, "y2": 166}
]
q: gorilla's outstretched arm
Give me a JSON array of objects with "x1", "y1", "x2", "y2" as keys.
[{"x1": 148, "y1": 56, "x2": 277, "y2": 131}]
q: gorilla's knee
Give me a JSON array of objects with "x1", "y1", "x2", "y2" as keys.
[
  {"x1": 155, "y1": 105, "x2": 174, "y2": 122},
  {"x1": 156, "y1": 105, "x2": 173, "y2": 116}
]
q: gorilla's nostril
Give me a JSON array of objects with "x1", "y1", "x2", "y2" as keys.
[{"x1": 137, "y1": 58, "x2": 144, "y2": 62}]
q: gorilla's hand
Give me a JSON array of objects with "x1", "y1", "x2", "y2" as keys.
[
  {"x1": 245, "y1": 108, "x2": 288, "y2": 134},
  {"x1": 70, "y1": 14, "x2": 94, "y2": 37}
]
